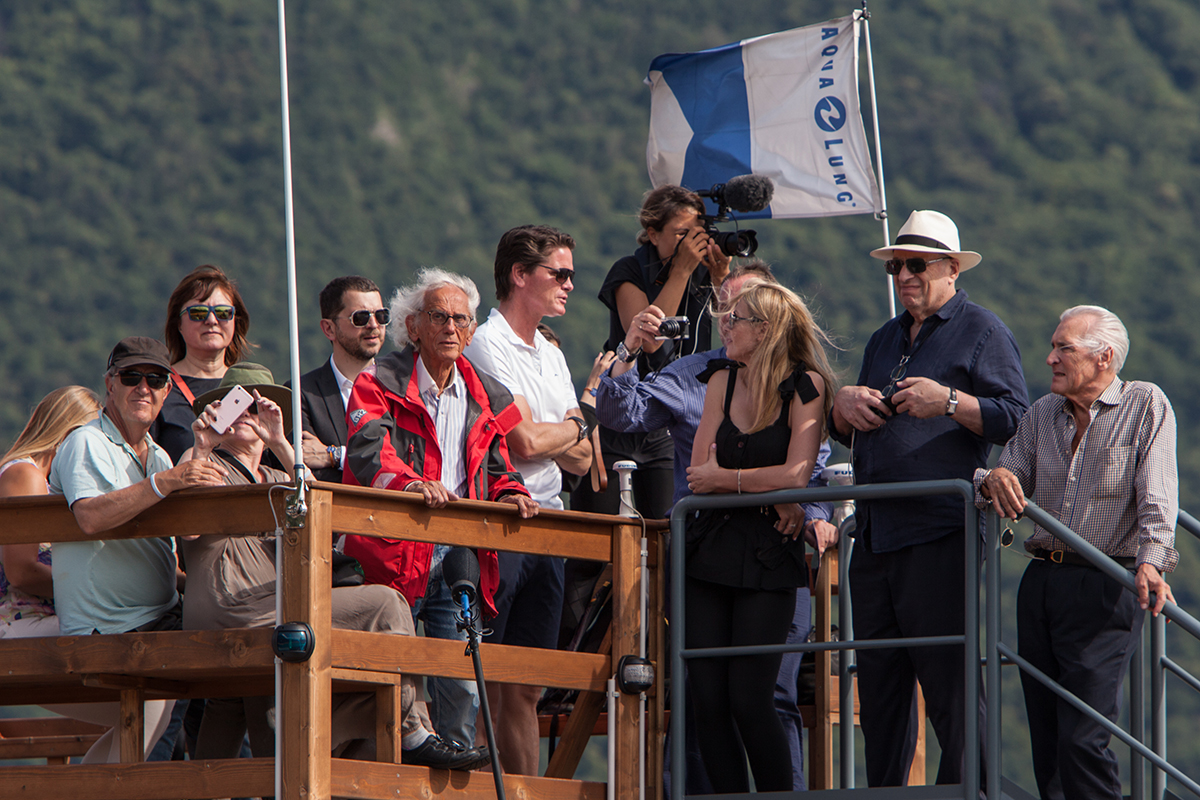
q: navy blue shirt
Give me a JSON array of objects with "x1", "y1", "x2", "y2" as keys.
[{"x1": 830, "y1": 290, "x2": 1029, "y2": 552}]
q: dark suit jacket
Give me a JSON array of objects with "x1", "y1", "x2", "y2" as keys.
[{"x1": 290, "y1": 359, "x2": 349, "y2": 483}]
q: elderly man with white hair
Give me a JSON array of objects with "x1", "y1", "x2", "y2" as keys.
[
  {"x1": 978, "y1": 305, "x2": 1177, "y2": 800},
  {"x1": 342, "y1": 267, "x2": 539, "y2": 750}
]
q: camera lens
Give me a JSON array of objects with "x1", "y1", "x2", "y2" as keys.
[
  {"x1": 658, "y1": 318, "x2": 684, "y2": 338},
  {"x1": 714, "y1": 230, "x2": 758, "y2": 257}
]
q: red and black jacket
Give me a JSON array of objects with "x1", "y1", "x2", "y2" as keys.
[{"x1": 341, "y1": 346, "x2": 528, "y2": 616}]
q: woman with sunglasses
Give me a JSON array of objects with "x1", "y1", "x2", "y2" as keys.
[
  {"x1": 574, "y1": 185, "x2": 733, "y2": 520},
  {"x1": 152, "y1": 265, "x2": 253, "y2": 463},
  {"x1": 682, "y1": 279, "x2": 837, "y2": 794},
  {"x1": 0, "y1": 385, "x2": 176, "y2": 761}
]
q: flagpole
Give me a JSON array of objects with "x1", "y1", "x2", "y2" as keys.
[
  {"x1": 275, "y1": 2, "x2": 306, "y2": 798},
  {"x1": 859, "y1": 4, "x2": 895, "y2": 319}
]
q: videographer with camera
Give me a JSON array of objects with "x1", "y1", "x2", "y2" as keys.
[{"x1": 571, "y1": 185, "x2": 732, "y2": 519}]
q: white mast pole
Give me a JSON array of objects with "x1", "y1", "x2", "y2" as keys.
[
  {"x1": 275, "y1": 2, "x2": 306, "y2": 798},
  {"x1": 859, "y1": 5, "x2": 894, "y2": 319}
]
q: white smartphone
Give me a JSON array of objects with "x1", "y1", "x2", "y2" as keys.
[{"x1": 209, "y1": 385, "x2": 254, "y2": 434}]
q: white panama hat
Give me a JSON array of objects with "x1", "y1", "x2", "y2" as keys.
[{"x1": 870, "y1": 210, "x2": 982, "y2": 271}]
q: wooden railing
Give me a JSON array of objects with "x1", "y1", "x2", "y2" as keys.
[{"x1": 0, "y1": 481, "x2": 666, "y2": 800}]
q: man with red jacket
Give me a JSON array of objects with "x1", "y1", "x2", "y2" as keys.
[{"x1": 342, "y1": 267, "x2": 539, "y2": 749}]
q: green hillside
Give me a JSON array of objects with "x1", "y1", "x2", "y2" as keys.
[{"x1": 3, "y1": 0, "x2": 1200, "y2": 790}]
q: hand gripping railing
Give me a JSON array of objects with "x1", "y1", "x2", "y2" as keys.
[
  {"x1": 670, "y1": 478, "x2": 979, "y2": 800},
  {"x1": 987, "y1": 501, "x2": 1200, "y2": 800}
]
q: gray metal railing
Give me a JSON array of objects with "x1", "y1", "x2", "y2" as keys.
[
  {"x1": 667, "y1": 480, "x2": 1200, "y2": 799},
  {"x1": 669, "y1": 479, "x2": 980, "y2": 800}
]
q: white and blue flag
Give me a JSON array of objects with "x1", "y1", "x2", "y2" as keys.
[{"x1": 646, "y1": 16, "x2": 881, "y2": 219}]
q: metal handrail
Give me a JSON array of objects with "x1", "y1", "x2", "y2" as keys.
[
  {"x1": 669, "y1": 479, "x2": 979, "y2": 800},
  {"x1": 991, "y1": 501, "x2": 1200, "y2": 800}
]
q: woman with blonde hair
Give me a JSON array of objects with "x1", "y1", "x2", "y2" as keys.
[
  {"x1": 0, "y1": 385, "x2": 175, "y2": 762},
  {"x1": 0, "y1": 385, "x2": 101, "y2": 636},
  {"x1": 683, "y1": 279, "x2": 837, "y2": 794}
]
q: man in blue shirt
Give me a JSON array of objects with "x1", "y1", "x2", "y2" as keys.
[
  {"x1": 829, "y1": 211, "x2": 1029, "y2": 787},
  {"x1": 598, "y1": 262, "x2": 837, "y2": 792}
]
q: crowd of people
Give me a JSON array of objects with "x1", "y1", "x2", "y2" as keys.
[{"x1": 0, "y1": 193, "x2": 1180, "y2": 800}]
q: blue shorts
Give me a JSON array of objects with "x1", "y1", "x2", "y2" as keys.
[{"x1": 485, "y1": 552, "x2": 564, "y2": 650}]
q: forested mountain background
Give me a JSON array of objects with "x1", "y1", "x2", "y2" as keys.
[{"x1": 4, "y1": 0, "x2": 1200, "y2": 788}]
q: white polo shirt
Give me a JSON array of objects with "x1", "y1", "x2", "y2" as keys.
[{"x1": 465, "y1": 307, "x2": 575, "y2": 510}]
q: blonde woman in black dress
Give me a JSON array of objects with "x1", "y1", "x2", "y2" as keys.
[{"x1": 684, "y1": 279, "x2": 837, "y2": 793}]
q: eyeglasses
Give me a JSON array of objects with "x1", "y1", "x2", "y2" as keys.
[
  {"x1": 883, "y1": 256, "x2": 950, "y2": 275},
  {"x1": 182, "y1": 304, "x2": 236, "y2": 322},
  {"x1": 538, "y1": 265, "x2": 575, "y2": 284},
  {"x1": 880, "y1": 355, "x2": 911, "y2": 408},
  {"x1": 423, "y1": 309, "x2": 474, "y2": 330},
  {"x1": 727, "y1": 310, "x2": 765, "y2": 326},
  {"x1": 337, "y1": 309, "x2": 390, "y2": 327},
  {"x1": 117, "y1": 370, "x2": 170, "y2": 390}
]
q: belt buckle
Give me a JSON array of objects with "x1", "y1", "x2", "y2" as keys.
[{"x1": 1050, "y1": 550, "x2": 1064, "y2": 564}]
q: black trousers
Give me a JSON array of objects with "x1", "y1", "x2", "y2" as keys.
[
  {"x1": 851, "y1": 532, "x2": 987, "y2": 786},
  {"x1": 1018, "y1": 559, "x2": 1144, "y2": 800},
  {"x1": 684, "y1": 575, "x2": 795, "y2": 794}
]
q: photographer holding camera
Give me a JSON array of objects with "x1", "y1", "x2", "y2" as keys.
[{"x1": 569, "y1": 185, "x2": 732, "y2": 519}]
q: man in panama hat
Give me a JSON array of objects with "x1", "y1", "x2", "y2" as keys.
[{"x1": 828, "y1": 210, "x2": 1030, "y2": 786}]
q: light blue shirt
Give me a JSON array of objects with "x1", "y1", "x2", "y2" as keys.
[
  {"x1": 598, "y1": 347, "x2": 832, "y2": 518},
  {"x1": 49, "y1": 410, "x2": 179, "y2": 635},
  {"x1": 414, "y1": 355, "x2": 469, "y2": 497}
]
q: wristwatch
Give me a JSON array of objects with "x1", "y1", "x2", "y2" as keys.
[
  {"x1": 945, "y1": 386, "x2": 959, "y2": 417},
  {"x1": 615, "y1": 341, "x2": 640, "y2": 364},
  {"x1": 567, "y1": 416, "x2": 589, "y2": 443}
]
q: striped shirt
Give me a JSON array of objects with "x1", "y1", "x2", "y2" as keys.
[
  {"x1": 414, "y1": 356, "x2": 468, "y2": 498},
  {"x1": 975, "y1": 378, "x2": 1178, "y2": 572}
]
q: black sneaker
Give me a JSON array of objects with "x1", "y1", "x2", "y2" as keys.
[{"x1": 401, "y1": 734, "x2": 492, "y2": 771}]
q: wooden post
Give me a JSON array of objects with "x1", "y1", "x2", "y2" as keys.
[
  {"x1": 375, "y1": 683, "x2": 402, "y2": 764},
  {"x1": 648, "y1": 533, "x2": 665, "y2": 800},
  {"x1": 812, "y1": 546, "x2": 837, "y2": 789},
  {"x1": 280, "y1": 487, "x2": 333, "y2": 799},
  {"x1": 611, "y1": 522, "x2": 642, "y2": 800},
  {"x1": 118, "y1": 688, "x2": 144, "y2": 763}
]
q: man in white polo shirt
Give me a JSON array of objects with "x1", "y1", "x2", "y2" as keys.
[{"x1": 464, "y1": 224, "x2": 592, "y2": 775}]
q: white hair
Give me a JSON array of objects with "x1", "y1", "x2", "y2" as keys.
[
  {"x1": 1060, "y1": 305, "x2": 1128, "y2": 374},
  {"x1": 389, "y1": 268, "x2": 481, "y2": 348}
]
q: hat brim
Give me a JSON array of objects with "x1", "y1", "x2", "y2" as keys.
[
  {"x1": 870, "y1": 245, "x2": 982, "y2": 272},
  {"x1": 192, "y1": 383, "x2": 293, "y2": 434}
]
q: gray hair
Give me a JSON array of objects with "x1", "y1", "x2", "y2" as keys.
[
  {"x1": 389, "y1": 267, "x2": 481, "y2": 348},
  {"x1": 1060, "y1": 305, "x2": 1129, "y2": 374}
]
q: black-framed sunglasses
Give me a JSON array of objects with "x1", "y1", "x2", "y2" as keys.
[
  {"x1": 880, "y1": 355, "x2": 911, "y2": 409},
  {"x1": 117, "y1": 370, "x2": 170, "y2": 390},
  {"x1": 338, "y1": 309, "x2": 390, "y2": 327},
  {"x1": 423, "y1": 309, "x2": 474, "y2": 330},
  {"x1": 883, "y1": 256, "x2": 950, "y2": 275},
  {"x1": 538, "y1": 264, "x2": 575, "y2": 284},
  {"x1": 182, "y1": 304, "x2": 236, "y2": 322}
]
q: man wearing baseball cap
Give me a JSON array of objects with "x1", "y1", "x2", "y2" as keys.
[
  {"x1": 50, "y1": 336, "x2": 227, "y2": 637},
  {"x1": 829, "y1": 211, "x2": 1030, "y2": 786}
]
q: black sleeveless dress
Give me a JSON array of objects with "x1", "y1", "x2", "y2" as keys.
[{"x1": 685, "y1": 359, "x2": 820, "y2": 592}]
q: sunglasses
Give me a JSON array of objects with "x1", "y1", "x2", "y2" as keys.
[
  {"x1": 117, "y1": 370, "x2": 170, "y2": 390},
  {"x1": 883, "y1": 256, "x2": 950, "y2": 275},
  {"x1": 423, "y1": 309, "x2": 474, "y2": 330},
  {"x1": 182, "y1": 304, "x2": 236, "y2": 322},
  {"x1": 880, "y1": 355, "x2": 911, "y2": 409},
  {"x1": 727, "y1": 310, "x2": 765, "y2": 326},
  {"x1": 338, "y1": 309, "x2": 390, "y2": 328},
  {"x1": 538, "y1": 264, "x2": 575, "y2": 284}
]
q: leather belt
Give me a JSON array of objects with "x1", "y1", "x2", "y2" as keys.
[{"x1": 1031, "y1": 549, "x2": 1135, "y2": 569}]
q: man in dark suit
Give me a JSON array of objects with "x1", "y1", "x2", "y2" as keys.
[{"x1": 294, "y1": 276, "x2": 388, "y2": 481}]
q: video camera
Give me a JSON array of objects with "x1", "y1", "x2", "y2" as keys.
[{"x1": 695, "y1": 174, "x2": 775, "y2": 258}]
